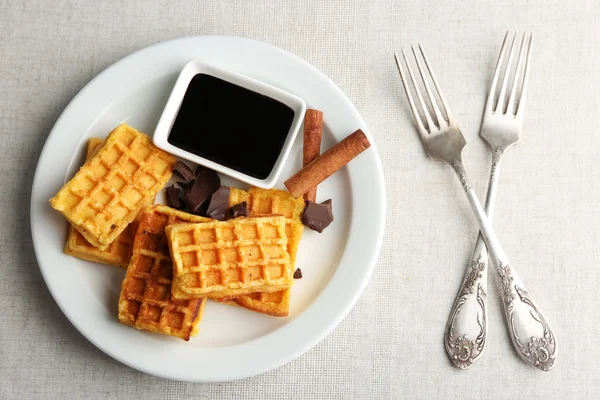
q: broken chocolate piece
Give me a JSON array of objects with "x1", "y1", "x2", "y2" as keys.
[
  {"x1": 172, "y1": 161, "x2": 196, "y2": 182},
  {"x1": 165, "y1": 185, "x2": 182, "y2": 209},
  {"x1": 293, "y1": 268, "x2": 302, "y2": 279},
  {"x1": 183, "y1": 168, "x2": 220, "y2": 213},
  {"x1": 205, "y1": 186, "x2": 230, "y2": 220},
  {"x1": 175, "y1": 181, "x2": 190, "y2": 192},
  {"x1": 229, "y1": 201, "x2": 249, "y2": 218},
  {"x1": 301, "y1": 199, "x2": 333, "y2": 233},
  {"x1": 195, "y1": 165, "x2": 208, "y2": 176}
]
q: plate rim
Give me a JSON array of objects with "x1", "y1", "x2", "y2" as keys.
[{"x1": 30, "y1": 35, "x2": 386, "y2": 382}]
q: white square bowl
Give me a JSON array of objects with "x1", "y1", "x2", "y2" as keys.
[{"x1": 153, "y1": 60, "x2": 306, "y2": 188}]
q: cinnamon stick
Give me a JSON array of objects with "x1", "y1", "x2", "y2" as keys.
[
  {"x1": 284, "y1": 129, "x2": 370, "y2": 198},
  {"x1": 302, "y1": 110, "x2": 323, "y2": 202}
]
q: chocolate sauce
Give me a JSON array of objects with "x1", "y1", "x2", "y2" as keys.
[{"x1": 167, "y1": 73, "x2": 295, "y2": 180}]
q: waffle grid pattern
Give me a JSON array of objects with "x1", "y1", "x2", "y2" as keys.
[
  {"x1": 50, "y1": 124, "x2": 175, "y2": 248},
  {"x1": 168, "y1": 216, "x2": 293, "y2": 299},
  {"x1": 118, "y1": 205, "x2": 209, "y2": 341},
  {"x1": 246, "y1": 187, "x2": 305, "y2": 264},
  {"x1": 227, "y1": 188, "x2": 304, "y2": 316},
  {"x1": 64, "y1": 138, "x2": 146, "y2": 267},
  {"x1": 65, "y1": 207, "x2": 141, "y2": 268}
]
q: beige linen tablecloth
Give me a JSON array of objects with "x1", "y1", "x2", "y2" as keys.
[{"x1": 1, "y1": 1, "x2": 599, "y2": 399}]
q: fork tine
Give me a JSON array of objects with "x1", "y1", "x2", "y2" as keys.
[
  {"x1": 395, "y1": 50, "x2": 437, "y2": 135},
  {"x1": 506, "y1": 32, "x2": 528, "y2": 115},
  {"x1": 401, "y1": 50, "x2": 437, "y2": 132},
  {"x1": 515, "y1": 33, "x2": 533, "y2": 116},
  {"x1": 394, "y1": 52, "x2": 428, "y2": 137},
  {"x1": 486, "y1": 31, "x2": 510, "y2": 113},
  {"x1": 496, "y1": 31, "x2": 518, "y2": 113},
  {"x1": 411, "y1": 45, "x2": 446, "y2": 127},
  {"x1": 417, "y1": 44, "x2": 455, "y2": 122}
]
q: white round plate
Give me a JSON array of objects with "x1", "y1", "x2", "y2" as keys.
[{"x1": 31, "y1": 36, "x2": 385, "y2": 382}]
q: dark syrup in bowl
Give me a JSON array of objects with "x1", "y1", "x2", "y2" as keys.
[{"x1": 167, "y1": 73, "x2": 295, "y2": 180}]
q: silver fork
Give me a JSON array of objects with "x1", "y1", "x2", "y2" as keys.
[
  {"x1": 394, "y1": 40, "x2": 557, "y2": 371},
  {"x1": 443, "y1": 32, "x2": 534, "y2": 370}
]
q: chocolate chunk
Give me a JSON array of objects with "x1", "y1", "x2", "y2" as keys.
[
  {"x1": 229, "y1": 201, "x2": 249, "y2": 219},
  {"x1": 165, "y1": 185, "x2": 182, "y2": 209},
  {"x1": 205, "y1": 186, "x2": 230, "y2": 220},
  {"x1": 293, "y1": 268, "x2": 302, "y2": 279},
  {"x1": 183, "y1": 181, "x2": 193, "y2": 198},
  {"x1": 172, "y1": 161, "x2": 196, "y2": 182},
  {"x1": 184, "y1": 168, "x2": 221, "y2": 213},
  {"x1": 301, "y1": 199, "x2": 333, "y2": 233},
  {"x1": 175, "y1": 181, "x2": 189, "y2": 191},
  {"x1": 195, "y1": 165, "x2": 208, "y2": 176}
]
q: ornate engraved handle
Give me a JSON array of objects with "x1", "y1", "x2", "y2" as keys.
[
  {"x1": 496, "y1": 263, "x2": 556, "y2": 370},
  {"x1": 444, "y1": 150, "x2": 501, "y2": 369},
  {"x1": 451, "y1": 158, "x2": 557, "y2": 371},
  {"x1": 444, "y1": 241, "x2": 488, "y2": 369}
]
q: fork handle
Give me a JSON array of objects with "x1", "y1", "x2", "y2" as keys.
[
  {"x1": 444, "y1": 149, "x2": 505, "y2": 368},
  {"x1": 444, "y1": 151, "x2": 501, "y2": 368},
  {"x1": 444, "y1": 236, "x2": 488, "y2": 369},
  {"x1": 451, "y1": 159, "x2": 557, "y2": 371}
]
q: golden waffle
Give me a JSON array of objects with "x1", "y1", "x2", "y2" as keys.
[
  {"x1": 118, "y1": 205, "x2": 211, "y2": 341},
  {"x1": 50, "y1": 124, "x2": 176, "y2": 249},
  {"x1": 246, "y1": 187, "x2": 305, "y2": 264},
  {"x1": 234, "y1": 289, "x2": 292, "y2": 316},
  {"x1": 213, "y1": 297, "x2": 238, "y2": 307},
  {"x1": 247, "y1": 187, "x2": 305, "y2": 221},
  {"x1": 228, "y1": 187, "x2": 305, "y2": 316},
  {"x1": 168, "y1": 216, "x2": 293, "y2": 299},
  {"x1": 228, "y1": 187, "x2": 250, "y2": 206},
  {"x1": 64, "y1": 138, "x2": 151, "y2": 268}
]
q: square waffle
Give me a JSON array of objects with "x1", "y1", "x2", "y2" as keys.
[
  {"x1": 50, "y1": 124, "x2": 176, "y2": 249},
  {"x1": 64, "y1": 138, "x2": 151, "y2": 268},
  {"x1": 227, "y1": 187, "x2": 305, "y2": 316},
  {"x1": 118, "y1": 205, "x2": 210, "y2": 341},
  {"x1": 168, "y1": 216, "x2": 293, "y2": 299}
]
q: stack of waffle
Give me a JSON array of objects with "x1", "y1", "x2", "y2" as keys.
[
  {"x1": 63, "y1": 138, "x2": 154, "y2": 268},
  {"x1": 224, "y1": 187, "x2": 305, "y2": 316},
  {"x1": 51, "y1": 125, "x2": 306, "y2": 341},
  {"x1": 50, "y1": 124, "x2": 176, "y2": 249},
  {"x1": 118, "y1": 205, "x2": 210, "y2": 340}
]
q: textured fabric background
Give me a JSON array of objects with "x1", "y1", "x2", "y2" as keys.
[{"x1": 1, "y1": 1, "x2": 599, "y2": 399}]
